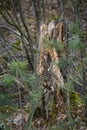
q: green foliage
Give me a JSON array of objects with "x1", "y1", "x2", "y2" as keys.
[
  {"x1": 0, "y1": 94, "x2": 13, "y2": 106},
  {"x1": 0, "y1": 60, "x2": 28, "y2": 88},
  {"x1": 23, "y1": 74, "x2": 43, "y2": 104},
  {"x1": 22, "y1": 74, "x2": 37, "y2": 88},
  {"x1": 26, "y1": 74, "x2": 36, "y2": 86},
  {"x1": 12, "y1": 40, "x2": 21, "y2": 46},
  {"x1": 48, "y1": 125, "x2": 56, "y2": 130},
  {"x1": 69, "y1": 36, "x2": 80, "y2": 50},
  {"x1": 8, "y1": 60, "x2": 27, "y2": 74},
  {"x1": 32, "y1": 47, "x2": 37, "y2": 54},
  {"x1": 58, "y1": 57, "x2": 67, "y2": 70},
  {"x1": 1, "y1": 75, "x2": 14, "y2": 87},
  {"x1": 66, "y1": 81, "x2": 74, "y2": 91},
  {"x1": 69, "y1": 23, "x2": 87, "y2": 52},
  {"x1": 12, "y1": 44, "x2": 22, "y2": 51},
  {"x1": 69, "y1": 23, "x2": 79, "y2": 35},
  {"x1": 24, "y1": 75, "x2": 43, "y2": 129},
  {"x1": 42, "y1": 38, "x2": 54, "y2": 49},
  {"x1": 12, "y1": 40, "x2": 21, "y2": 51},
  {"x1": 42, "y1": 38, "x2": 64, "y2": 52},
  {"x1": 48, "y1": 14, "x2": 59, "y2": 23},
  {"x1": 29, "y1": 75, "x2": 43, "y2": 105},
  {"x1": 70, "y1": 92, "x2": 82, "y2": 108},
  {"x1": 0, "y1": 59, "x2": 44, "y2": 129}
]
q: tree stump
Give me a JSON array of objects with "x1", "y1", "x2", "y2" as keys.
[{"x1": 36, "y1": 20, "x2": 66, "y2": 120}]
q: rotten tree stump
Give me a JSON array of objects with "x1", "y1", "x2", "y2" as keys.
[{"x1": 36, "y1": 20, "x2": 66, "y2": 120}]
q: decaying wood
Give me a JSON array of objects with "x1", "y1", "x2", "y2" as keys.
[
  {"x1": 36, "y1": 20, "x2": 66, "y2": 119},
  {"x1": 37, "y1": 20, "x2": 65, "y2": 89}
]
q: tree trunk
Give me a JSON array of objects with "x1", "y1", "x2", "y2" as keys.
[{"x1": 36, "y1": 20, "x2": 65, "y2": 120}]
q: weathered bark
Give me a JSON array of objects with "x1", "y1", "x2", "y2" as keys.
[
  {"x1": 36, "y1": 20, "x2": 66, "y2": 120},
  {"x1": 37, "y1": 21, "x2": 64, "y2": 89}
]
